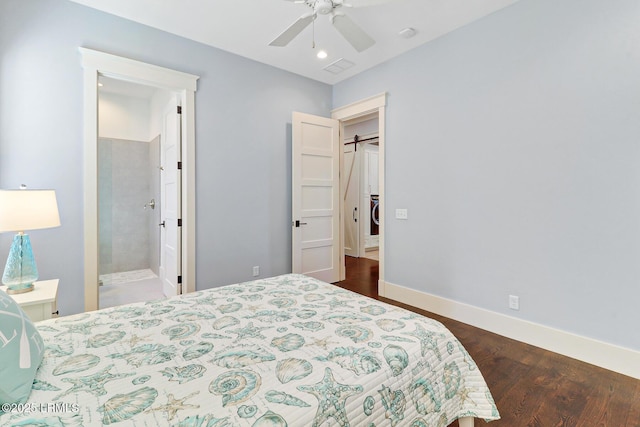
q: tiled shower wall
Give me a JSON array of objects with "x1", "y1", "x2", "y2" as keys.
[{"x1": 98, "y1": 137, "x2": 156, "y2": 275}]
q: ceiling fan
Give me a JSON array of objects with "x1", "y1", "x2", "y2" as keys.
[{"x1": 269, "y1": 0, "x2": 392, "y2": 53}]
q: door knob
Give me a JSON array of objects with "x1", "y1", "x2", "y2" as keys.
[{"x1": 159, "y1": 221, "x2": 166, "y2": 228}]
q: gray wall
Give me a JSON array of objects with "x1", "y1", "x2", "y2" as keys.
[
  {"x1": 334, "y1": 0, "x2": 640, "y2": 351},
  {"x1": 0, "y1": 0, "x2": 332, "y2": 315}
]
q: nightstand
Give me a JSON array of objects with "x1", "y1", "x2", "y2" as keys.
[{"x1": 0, "y1": 279, "x2": 59, "y2": 322}]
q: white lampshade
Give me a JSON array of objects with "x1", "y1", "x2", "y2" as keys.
[{"x1": 0, "y1": 189, "x2": 61, "y2": 233}]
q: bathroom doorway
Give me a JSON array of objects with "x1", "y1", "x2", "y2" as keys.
[
  {"x1": 97, "y1": 77, "x2": 167, "y2": 308},
  {"x1": 81, "y1": 47, "x2": 198, "y2": 312}
]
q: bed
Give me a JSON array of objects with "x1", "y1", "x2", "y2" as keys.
[{"x1": 0, "y1": 274, "x2": 499, "y2": 426}]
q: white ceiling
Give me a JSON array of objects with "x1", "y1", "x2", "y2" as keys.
[
  {"x1": 98, "y1": 76, "x2": 160, "y2": 99},
  {"x1": 70, "y1": 0, "x2": 519, "y2": 85}
]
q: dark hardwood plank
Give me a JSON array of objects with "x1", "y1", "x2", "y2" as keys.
[{"x1": 336, "y1": 256, "x2": 640, "y2": 426}]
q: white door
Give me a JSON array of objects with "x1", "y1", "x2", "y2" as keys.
[
  {"x1": 344, "y1": 142, "x2": 360, "y2": 257},
  {"x1": 292, "y1": 112, "x2": 341, "y2": 283},
  {"x1": 160, "y1": 100, "x2": 182, "y2": 296}
]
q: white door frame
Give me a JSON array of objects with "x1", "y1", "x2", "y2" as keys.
[
  {"x1": 80, "y1": 48, "x2": 199, "y2": 311},
  {"x1": 332, "y1": 93, "x2": 387, "y2": 296}
]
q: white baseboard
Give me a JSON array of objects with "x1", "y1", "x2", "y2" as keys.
[{"x1": 382, "y1": 281, "x2": 640, "y2": 380}]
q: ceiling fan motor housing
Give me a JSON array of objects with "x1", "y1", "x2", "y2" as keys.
[{"x1": 315, "y1": 0, "x2": 337, "y2": 15}]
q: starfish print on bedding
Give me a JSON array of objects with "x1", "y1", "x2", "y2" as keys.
[
  {"x1": 322, "y1": 297, "x2": 352, "y2": 309},
  {"x1": 54, "y1": 364, "x2": 135, "y2": 401},
  {"x1": 309, "y1": 336, "x2": 339, "y2": 350},
  {"x1": 298, "y1": 367, "x2": 363, "y2": 427},
  {"x1": 402, "y1": 323, "x2": 445, "y2": 361},
  {"x1": 228, "y1": 322, "x2": 272, "y2": 342},
  {"x1": 244, "y1": 304, "x2": 264, "y2": 312},
  {"x1": 54, "y1": 319, "x2": 102, "y2": 337},
  {"x1": 456, "y1": 386, "x2": 477, "y2": 407},
  {"x1": 148, "y1": 391, "x2": 200, "y2": 421},
  {"x1": 128, "y1": 333, "x2": 152, "y2": 347}
]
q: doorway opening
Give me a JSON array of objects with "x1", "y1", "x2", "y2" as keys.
[
  {"x1": 333, "y1": 92, "x2": 386, "y2": 296},
  {"x1": 96, "y1": 76, "x2": 167, "y2": 308},
  {"x1": 341, "y1": 112, "x2": 381, "y2": 298},
  {"x1": 342, "y1": 113, "x2": 380, "y2": 259},
  {"x1": 81, "y1": 48, "x2": 199, "y2": 312}
]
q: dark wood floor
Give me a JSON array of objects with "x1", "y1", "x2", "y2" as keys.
[{"x1": 336, "y1": 256, "x2": 640, "y2": 427}]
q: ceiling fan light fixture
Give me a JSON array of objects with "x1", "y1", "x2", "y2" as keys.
[{"x1": 315, "y1": 0, "x2": 335, "y2": 15}]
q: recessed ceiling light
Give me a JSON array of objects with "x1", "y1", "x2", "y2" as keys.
[{"x1": 317, "y1": 50, "x2": 328, "y2": 59}]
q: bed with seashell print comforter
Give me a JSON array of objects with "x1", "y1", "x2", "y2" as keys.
[{"x1": 0, "y1": 274, "x2": 499, "y2": 426}]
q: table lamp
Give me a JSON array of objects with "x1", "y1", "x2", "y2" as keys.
[{"x1": 0, "y1": 187, "x2": 61, "y2": 294}]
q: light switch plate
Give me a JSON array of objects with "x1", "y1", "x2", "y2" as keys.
[{"x1": 395, "y1": 209, "x2": 408, "y2": 220}]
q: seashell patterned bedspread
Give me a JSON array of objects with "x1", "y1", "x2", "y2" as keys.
[{"x1": 0, "y1": 274, "x2": 500, "y2": 426}]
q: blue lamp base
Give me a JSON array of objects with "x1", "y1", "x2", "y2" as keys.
[{"x1": 2, "y1": 233, "x2": 39, "y2": 294}]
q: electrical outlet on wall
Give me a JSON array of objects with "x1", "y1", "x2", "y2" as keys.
[
  {"x1": 252, "y1": 266, "x2": 260, "y2": 277},
  {"x1": 509, "y1": 295, "x2": 520, "y2": 310}
]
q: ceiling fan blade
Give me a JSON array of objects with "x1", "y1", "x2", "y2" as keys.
[
  {"x1": 331, "y1": 13, "x2": 375, "y2": 52},
  {"x1": 269, "y1": 13, "x2": 315, "y2": 47}
]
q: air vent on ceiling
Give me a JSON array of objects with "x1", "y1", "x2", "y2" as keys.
[{"x1": 323, "y1": 58, "x2": 355, "y2": 74}]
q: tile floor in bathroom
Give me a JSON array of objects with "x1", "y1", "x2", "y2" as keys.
[{"x1": 99, "y1": 268, "x2": 165, "y2": 309}]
